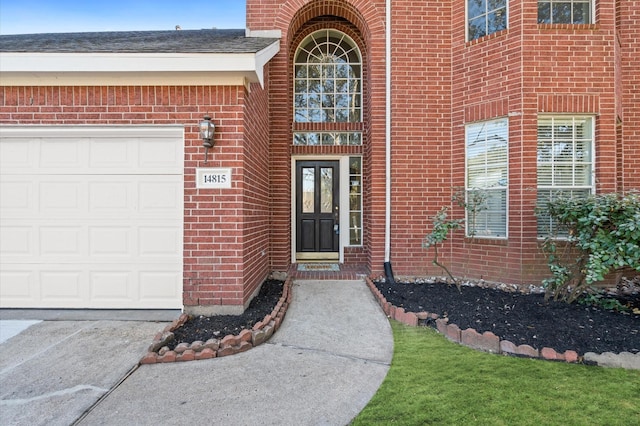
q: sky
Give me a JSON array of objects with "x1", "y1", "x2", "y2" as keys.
[{"x1": 0, "y1": 0, "x2": 246, "y2": 35}]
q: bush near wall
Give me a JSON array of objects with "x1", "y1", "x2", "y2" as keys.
[{"x1": 539, "y1": 191, "x2": 640, "y2": 302}]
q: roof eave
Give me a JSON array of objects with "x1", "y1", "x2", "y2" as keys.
[{"x1": 0, "y1": 40, "x2": 280, "y2": 88}]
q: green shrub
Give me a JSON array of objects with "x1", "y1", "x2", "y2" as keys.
[
  {"x1": 422, "y1": 207, "x2": 464, "y2": 286},
  {"x1": 538, "y1": 191, "x2": 640, "y2": 302},
  {"x1": 423, "y1": 189, "x2": 487, "y2": 289}
]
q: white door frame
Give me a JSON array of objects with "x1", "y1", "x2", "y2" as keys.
[{"x1": 291, "y1": 155, "x2": 350, "y2": 264}]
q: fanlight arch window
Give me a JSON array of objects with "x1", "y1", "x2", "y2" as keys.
[{"x1": 294, "y1": 29, "x2": 362, "y2": 124}]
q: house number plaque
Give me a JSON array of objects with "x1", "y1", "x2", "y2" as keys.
[{"x1": 196, "y1": 168, "x2": 232, "y2": 189}]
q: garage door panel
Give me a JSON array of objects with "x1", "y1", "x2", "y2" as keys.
[
  {"x1": 139, "y1": 271, "x2": 182, "y2": 301},
  {"x1": 2, "y1": 265, "x2": 181, "y2": 309},
  {"x1": 0, "y1": 226, "x2": 32, "y2": 256},
  {"x1": 40, "y1": 270, "x2": 84, "y2": 302},
  {"x1": 89, "y1": 227, "x2": 131, "y2": 256},
  {"x1": 0, "y1": 137, "x2": 32, "y2": 168},
  {"x1": 138, "y1": 180, "x2": 182, "y2": 214},
  {"x1": 0, "y1": 126, "x2": 184, "y2": 309},
  {"x1": 40, "y1": 226, "x2": 83, "y2": 256},
  {"x1": 138, "y1": 226, "x2": 181, "y2": 257},
  {"x1": 88, "y1": 181, "x2": 132, "y2": 212},
  {"x1": 40, "y1": 181, "x2": 84, "y2": 212},
  {"x1": 0, "y1": 271, "x2": 34, "y2": 300},
  {"x1": 41, "y1": 138, "x2": 86, "y2": 168},
  {"x1": 139, "y1": 137, "x2": 183, "y2": 169},
  {"x1": 89, "y1": 138, "x2": 134, "y2": 170},
  {"x1": 0, "y1": 180, "x2": 31, "y2": 210},
  {"x1": 90, "y1": 271, "x2": 132, "y2": 302}
]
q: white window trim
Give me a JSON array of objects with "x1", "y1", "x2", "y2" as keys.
[
  {"x1": 348, "y1": 156, "x2": 363, "y2": 247},
  {"x1": 466, "y1": 0, "x2": 509, "y2": 42},
  {"x1": 537, "y1": 0, "x2": 595, "y2": 25},
  {"x1": 290, "y1": 155, "x2": 356, "y2": 264},
  {"x1": 292, "y1": 29, "x2": 362, "y2": 124},
  {"x1": 536, "y1": 114, "x2": 596, "y2": 239},
  {"x1": 464, "y1": 118, "x2": 509, "y2": 239}
]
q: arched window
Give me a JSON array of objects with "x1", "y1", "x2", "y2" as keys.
[{"x1": 293, "y1": 29, "x2": 362, "y2": 146}]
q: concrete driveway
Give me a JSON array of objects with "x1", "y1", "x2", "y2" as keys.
[
  {"x1": 0, "y1": 317, "x2": 169, "y2": 426},
  {"x1": 1, "y1": 279, "x2": 393, "y2": 425}
]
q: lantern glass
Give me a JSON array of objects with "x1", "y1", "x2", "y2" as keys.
[{"x1": 199, "y1": 117, "x2": 214, "y2": 141}]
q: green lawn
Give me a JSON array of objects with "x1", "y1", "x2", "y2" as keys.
[{"x1": 352, "y1": 321, "x2": 640, "y2": 426}]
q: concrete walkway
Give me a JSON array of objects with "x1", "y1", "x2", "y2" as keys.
[{"x1": 0, "y1": 280, "x2": 393, "y2": 426}]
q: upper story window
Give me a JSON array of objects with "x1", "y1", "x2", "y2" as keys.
[
  {"x1": 467, "y1": 0, "x2": 507, "y2": 41},
  {"x1": 294, "y1": 29, "x2": 362, "y2": 124},
  {"x1": 465, "y1": 118, "x2": 509, "y2": 238},
  {"x1": 538, "y1": 1, "x2": 593, "y2": 24}
]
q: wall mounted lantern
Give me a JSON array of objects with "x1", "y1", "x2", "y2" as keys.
[{"x1": 199, "y1": 115, "x2": 215, "y2": 164}]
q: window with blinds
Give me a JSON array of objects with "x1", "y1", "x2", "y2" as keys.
[
  {"x1": 465, "y1": 118, "x2": 508, "y2": 238},
  {"x1": 537, "y1": 116, "x2": 594, "y2": 237}
]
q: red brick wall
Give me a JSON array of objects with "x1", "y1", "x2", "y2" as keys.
[
  {"x1": 0, "y1": 84, "x2": 271, "y2": 311},
  {"x1": 241, "y1": 78, "x2": 273, "y2": 305},
  {"x1": 248, "y1": 0, "x2": 387, "y2": 274},
  {"x1": 248, "y1": 0, "x2": 631, "y2": 285},
  {"x1": 619, "y1": 0, "x2": 640, "y2": 190},
  {"x1": 385, "y1": 1, "x2": 453, "y2": 277}
]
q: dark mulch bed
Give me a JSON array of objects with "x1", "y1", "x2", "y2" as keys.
[
  {"x1": 373, "y1": 279, "x2": 640, "y2": 356},
  {"x1": 167, "y1": 276, "x2": 639, "y2": 358},
  {"x1": 168, "y1": 279, "x2": 284, "y2": 350}
]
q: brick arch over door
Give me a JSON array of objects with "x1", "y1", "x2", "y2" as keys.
[{"x1": 283, "y1": 0, "x2": 383, "y2": 44}]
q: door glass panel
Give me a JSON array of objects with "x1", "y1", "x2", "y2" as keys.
[
  {"x1": 302, "y1": 167, "x2": 315, "y2": 213},
  {"x1": 320, "y1": 167, "x2": 333, "y2": 213}
]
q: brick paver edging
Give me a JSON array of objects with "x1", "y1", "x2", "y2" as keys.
[
  {"x1": 140, "y1": 278, "x2": 293, "y2": 364},
  {"x1": 365, "y1": 277, "x2": 627, "y2": 365}
]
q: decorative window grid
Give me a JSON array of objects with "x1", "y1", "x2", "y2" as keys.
[
  {"x1": 293, "y1": 132, "x2": 362, "y2": 146},
  {"x1": 294, "y1": 29, "x2": 362, "y2": 123}
]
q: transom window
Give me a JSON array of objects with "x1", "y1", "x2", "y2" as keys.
[
  {"x1": 293, "y1": 29, "x2": 362, "y2": 125},
  {"x1": 538, "y1": 1, "x2": 592, "y2": 24},
  {"x1": 293, "y1": 132, "x2": 362, "y2": 146},
  {"x1": 537, "y1": 116, "x2": 595, "y2": 237},
  {"x1": 467, "y1": 0, "x2": 507, "y2": 41},
  {"x1": 465, "y1": 118, "x2": 509, "y2": 238}
]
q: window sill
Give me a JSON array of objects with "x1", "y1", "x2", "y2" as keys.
[
  {"x1": 464, "y1": 236, "x2": 509, "y2": 246},
  {"x1": 537, "y1": 23, "x2": 599, "y2": 31},
  {"x1": 466, "y1": 29, "x2": 509, "y2": 47},
  {"x1": 537, "y1": 236, "x2": 572, "y2": 242}
]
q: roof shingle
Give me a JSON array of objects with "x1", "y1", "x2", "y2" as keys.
[{"x1": 0, "y1": 29, "x2": 279, "y2": 53}]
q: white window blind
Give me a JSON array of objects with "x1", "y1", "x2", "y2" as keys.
[
  {"x1": 537, "y1": 116, "x2": 594, "y2": 237},
  {"x1": 465, "y1": 118, "x2": 508, "y2": 238}
]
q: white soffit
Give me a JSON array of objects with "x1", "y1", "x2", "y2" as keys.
[{"x1": 0, "y1": 40, "x2": 279, "y2": 87}]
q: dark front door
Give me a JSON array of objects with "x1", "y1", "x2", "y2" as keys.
[{"x1": 296, "y1": 160, "x2": 340, "y2": 259}]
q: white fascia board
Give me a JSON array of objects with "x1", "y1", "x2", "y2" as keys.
[
  {"x1": 0, "y1": 40, "x2": 279, "y2": 87},
  {"x1": 254, "y1": 39, "x2": 280, "y2": 87},
  {"x1": 0, "y1": 71, "x2": 251, "y2": 87}
]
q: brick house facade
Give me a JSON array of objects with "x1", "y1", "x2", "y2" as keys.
[
  {"x1": 248, "y1": 0, "x2": 639, "y2": 284},
  {"x1": 1, "y1": 1, "x2": 638, "y2": 313}
]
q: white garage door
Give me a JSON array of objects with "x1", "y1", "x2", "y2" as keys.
[{"x1": 0, "y1": 126, "x2": 184, "y2": 309}]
